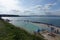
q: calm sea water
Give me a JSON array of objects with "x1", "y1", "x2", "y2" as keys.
[{"x1": 2, "y1": 17, "x2": 60, "y2": 33}]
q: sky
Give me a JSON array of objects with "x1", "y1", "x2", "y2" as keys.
[{"x1": 0, "y1": 0, "x2": 60, "y2": 15}]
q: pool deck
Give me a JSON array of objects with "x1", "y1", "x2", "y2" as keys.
[
  {"x1": 31, "y1": 23, "x2": 60, "y2": 40},
  {"x1": 32, "y1": 23, "x2": 60, "y2": 33},
  {"x1": 40, "y1": 31, "x2": 60, "y2": 40}
]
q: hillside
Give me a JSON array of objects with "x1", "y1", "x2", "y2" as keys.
[{"x1": 0, "y1": 20, "x2": 45, "y2": 40}]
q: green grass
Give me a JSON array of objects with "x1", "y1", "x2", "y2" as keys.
[{"x1": 0, "y1": 20, "x2": 45, "y2": 40}]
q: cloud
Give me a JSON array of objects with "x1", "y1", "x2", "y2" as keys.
[
  {"x1": 0, "y1": 0, "x2": 58, "y2": 15},
  {"x1": 9, "y1": 2, "x2": 58, "y2": 15},
  {"x1": 20, "y1": 3, "x2": 57, "y2": 15},
  {"x1": 49, "y1": 10, "x2": 60, "y2": 15},
  {"x1": 43, "y1": 3, "x2": 56, "y2": 10},
  {"x1": 0, "y1": 0, "x2": 23, "y2": 14}
]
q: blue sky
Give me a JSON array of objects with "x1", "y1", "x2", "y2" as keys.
[
  {"x1": 20, "y1": 0, "x2": 56, "y2": 6},
  {"x1": 0, "y1": 0, "x2": 60, "y2": 15},
  {"x1": 19, "y1": 0, "x2": 59, "y2": 10}
]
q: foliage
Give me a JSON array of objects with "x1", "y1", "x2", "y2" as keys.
[{"x1": 0, "y1": 20, "x2": 45, "y2": 40}]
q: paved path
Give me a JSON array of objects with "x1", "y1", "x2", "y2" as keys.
[{"x1": 41, "y1": 32, "x2": 60, "y2": 40}]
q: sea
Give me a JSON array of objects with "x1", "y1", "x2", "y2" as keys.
[{"x1": 2, "y1": 17, "x2": 60, "y2": 33}]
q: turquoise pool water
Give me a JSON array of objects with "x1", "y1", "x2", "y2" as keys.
[{"x1": 3, "y1": 17, "x2": 60, "y2": 33}]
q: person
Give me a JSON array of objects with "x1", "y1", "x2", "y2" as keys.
[
  {"x1": 54, "y1": 29, "x2": 60, "y2": 34},
  {"x1": 54, "y1": 29, "x2": 57, "y2": 33},
  {"x1": 51, "y1": 27, "x2": 54, "y2": 32},
  {"x1": 56, "y1": 29, "x2": 60, "y2": 34},
  {"x1": 37, "y1": 29, "x2": 40, "y2": 33}
]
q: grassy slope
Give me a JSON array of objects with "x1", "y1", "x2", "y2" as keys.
[{"x1": 0, "y1": 20, "x2": 45, "y2": 40}]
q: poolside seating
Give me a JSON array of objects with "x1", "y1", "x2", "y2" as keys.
[{"x1": 48, "y1": 33, "x2": 56, "y2": 37}]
